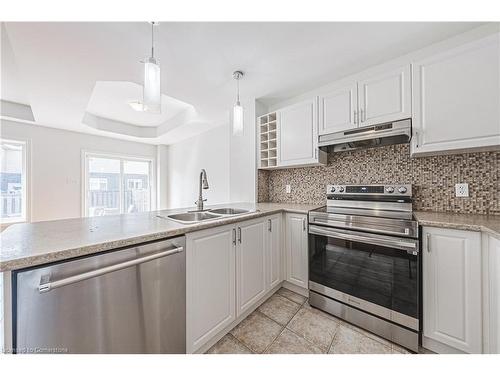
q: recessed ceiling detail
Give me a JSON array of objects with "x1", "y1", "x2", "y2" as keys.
[{"x1": 82, "y1": 80, "x2": 202, "y2": 138}]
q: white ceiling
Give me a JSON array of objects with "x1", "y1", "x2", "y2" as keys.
[{"x1": 1, "y1": 22, "x2": 485, "y2": 145}]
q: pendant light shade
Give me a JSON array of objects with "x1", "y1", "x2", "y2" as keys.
[
  {"x1": 142, "y1": 22, "x2": 161, "y2": 113},
  {"x1": 232, "y1": 71, "x2": 244, "y2": 136},
  {"x1": 143, "y1": 57, "x2": 161, "y2": 112}
]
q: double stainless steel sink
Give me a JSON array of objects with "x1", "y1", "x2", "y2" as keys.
[{"x1": 159, "y1": 207, "x2": 252, "y2": 224}]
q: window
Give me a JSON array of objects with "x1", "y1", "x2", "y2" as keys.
[
  {"x1": 0, "y1": 139, "x2": 27, "y2": 224},
  {"x1": 84, "y1": 153, "x2": 152, "y2": 217}
]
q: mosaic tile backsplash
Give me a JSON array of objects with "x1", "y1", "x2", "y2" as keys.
[{"x1": 258, "y1": 144, "x2": 500, "y2": 215}]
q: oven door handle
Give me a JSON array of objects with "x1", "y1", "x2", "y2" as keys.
[{"x1": 309, "y1": 225, "x2": 418, "y2": 253}]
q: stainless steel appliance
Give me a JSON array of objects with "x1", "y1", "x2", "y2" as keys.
[
  {"x1": 13, "y1": 236, "x2": 186, "y2": 354},
  {"x1": 318, "y1": 118, "x2": 412, "y2": 152},
  {"x1": 308, "y1": 184, "x2": 420, "y2": 352}
]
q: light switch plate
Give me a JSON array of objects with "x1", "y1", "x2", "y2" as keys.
[
  {"x1": 286, "y1": 184, "x2": 291, "y2": 194},
  {"x1": 455, "y1": 183, "x2": 469, "y2": 197}
]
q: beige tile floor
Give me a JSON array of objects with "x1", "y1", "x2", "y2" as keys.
[{"x1": 207, "y1": 287, "x2": 414, "y2": 354}]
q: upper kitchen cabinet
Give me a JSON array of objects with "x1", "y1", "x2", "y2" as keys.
[
  {"x1": 357, "y1": 64, "x2": 412, "y2": 127},
  {"x1": 319, "y1": 82, "x2": 358, "y2": 134},
  {"x1": 411, "y1": 33, "x2": 500, "y2": 156},
  {"x1": 277, "y1": 98, "x2": 327, "y2": 168}
]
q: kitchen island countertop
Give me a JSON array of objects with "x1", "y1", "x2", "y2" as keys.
[{"x1": 0, "y1": 202, "x2": 319, "y2": 272}]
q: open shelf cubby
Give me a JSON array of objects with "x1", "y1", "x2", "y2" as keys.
[{"x1": 257, "y1": 111, "x2": 279, "y2": 169}]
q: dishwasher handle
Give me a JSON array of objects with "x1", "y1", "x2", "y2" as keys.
[{"x1": 38, "y1": 245, "x2": 184, "y2": 293}]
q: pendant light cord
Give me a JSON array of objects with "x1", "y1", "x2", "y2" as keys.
[{"x1": 151, "y1": 22, "x2": 154, "y2": 59}]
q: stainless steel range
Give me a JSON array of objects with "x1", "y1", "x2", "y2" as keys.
[{"x1": 308, "y1": 184, "x2": 420, "y2": 352}]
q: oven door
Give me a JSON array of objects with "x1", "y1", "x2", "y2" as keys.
[{"x1": 308, "y1": 225, "x2": 419, "y2": 329}]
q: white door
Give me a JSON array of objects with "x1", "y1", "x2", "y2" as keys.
[
  {"x1": 266, "y1": 214, "x2": 282, "y2": 290},
  {"x1": 186, "y1": 224, "x2": 236, "y2": 353},
  {"x1": 488, "y1": 235, "x2": 500, "y2": 354},
  {"x1": 236, "y1": 218, "x2": 267, "y2": 316},
  {"x1": 422, "y1": 227, "x2": 482, "y2": 353},
  {"x1": 412, "y1": 33, "x2": 500, "y2": 155},
  {"x1": 278, "y1": 98, "x2": 319, "y2": 167},
  {"x1": 358, "y1": 64, "x2": 411, "y2": 127},
  {"x1": 319, "y1": 82, "x2": 358, "y2": 134},
  {"x1": 285, "y1": 213, "x2": 308, "y2": 289}
]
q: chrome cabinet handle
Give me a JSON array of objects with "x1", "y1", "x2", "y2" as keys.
[
  {"x1": 360, "y1": 108, "x2": 365, "y2": 122},
  {"x1": 353, "y1": 110, "x2": 358, "y2": 124},
  {"x1": 232, "y1": 228, "x2": 236, "y2": 245},
  {"x1": 414, "y1": 131, "x2": 419, "y2": 148},
  {"x1": 302, "y1": 218, "x2": 306, "y2": 231},
  {"x1": 315, "y1": 149, "x2": 318, "y2": 159},
  {"x1": 427, "y1": 233, "x2": 431, "y2": 253},
  {"x1": 38, "y1": 246, "x2": 184, "y2": 293},
  {"x1": 268, "y1": 219, "x2": 272, "y2": 232},
  {"x1": 238, "y1": 227, "x2": 242, "y2": 243}
]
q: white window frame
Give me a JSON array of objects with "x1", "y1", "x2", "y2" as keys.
[
  {"x1": 81, "y1": 151, "x2": 156, "y2": 217},
  {"x1": 0, "y1": 138, "x2": 30, "y2": 225}
]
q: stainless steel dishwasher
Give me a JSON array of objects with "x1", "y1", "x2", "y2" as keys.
[{"x1": 12, "y1": 236, "x2": 186, "y2": 354}]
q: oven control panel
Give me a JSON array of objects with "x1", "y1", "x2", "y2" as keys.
[{"x1": 326, "y1": 184, "x2": 412, "y2": 197}]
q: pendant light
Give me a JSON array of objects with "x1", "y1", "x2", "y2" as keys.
[
  {"x1": 142, "y1": 22, "x2": 161, "y2": 113},
  {"x1": 232, "y1": 71, "x2": 244, "y2": 136}
]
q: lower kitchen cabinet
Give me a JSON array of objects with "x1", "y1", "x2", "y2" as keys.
[
  {"x1": 485, "y1": 234, "x2": 500, "y2": 354},
  {"x1": 267, "y1": 214, "x2": 282, "y2": 290},
  {"x1": 285, "y1": 213, "x2": 309, "y2": 289},
  {"x1": 186, "y1": 214, "x2": 284, "y2": 353},
  {"x1": 422, "y1": 226, "x2": 482, "y2": 354},
  {"x1": 186, "y1": 224, "x2": 236, "y2": 353},
  {"x1": 236, "y1": 217, "x2": 267, "y2": 316}
]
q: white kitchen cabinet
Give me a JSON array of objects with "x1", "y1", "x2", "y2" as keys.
[
  {"x1": 285, "y1": 213, "x2": 308, "y2": 289},
  {"x1": 411, "y1": 33, "x2": 500, "y2": 156},
  {"x1": 277, "y1": 98, "x2": 326, "y2": 167},
  {"x1": 422, "y1": 226, "x2": 482, "y2": 354},
  {"x1": 358, "y1": 64, "x2": 412, "y2": 127},
  {"x1": 319, "y1": 82, "x2": 358, "y2": 134},
  {"x1": 486, "y1": 235, "x2": 500, "y2": 354},
  {"x1": 266, "y1": 214, "x2": 282, "y2": 290},
  {"x1": 235, "y1": 218, "x2": 267, "y2": 317},
  {"x1": 186, "y1": 224, "x2": 236, "y2": 353}
]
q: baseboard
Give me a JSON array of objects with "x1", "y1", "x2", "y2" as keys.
[
  {"x1": 282, "y1": 281, "x2": 308, "y2": 297},
  {"x1": 195, "y1": 283, "x2": 283, "y2": 354},
  {"x1": 422, "y1": 336, "x2": 468, "y2": 354}
]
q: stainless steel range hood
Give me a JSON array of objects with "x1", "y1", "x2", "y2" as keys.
[{"x1": 319, "y1": 118, "x2": 412, "y2": 152}]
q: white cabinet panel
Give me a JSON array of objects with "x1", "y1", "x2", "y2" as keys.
[
  {"x1": 236, "y1": 218, "x2": 267, "y2": 316},
  {"x1": 423, "y1": 227, "x2": 482, "y2": 353},
  {"x1": 285, "y1": 213, "x2": 308, "y2": 289},
  {"x1": 266, "y1": 214, "x2": 282, "y2": 290},
  {"x1": 278, "y1": 98, "x2": 319, "y2": 167},
  {"x1": 319, "y1": 83, "x2": 358, "y2": 134},
  {"x1": 412, "y1": 33, "x2": 500, "y2": 155},
  {"x1": 358, "y1": 65, "x2": 411, "y2": 126},
  {"x1": 488, "y1": 235, "x2": 500, "y2": 354},
  {"x1": 186, "y1": 225, "x2": 236, "y2": 353}
]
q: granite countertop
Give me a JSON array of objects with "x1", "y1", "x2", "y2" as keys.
[
  {"x1": 414, "y1": 211, "x2": 500, "y2": 240},
  {"x1": 0, "y1": 202, "x2": 319, "y2": 272}
]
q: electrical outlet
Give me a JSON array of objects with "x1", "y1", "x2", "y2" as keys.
[
  {"x1": 455, "y1": 183, "x2": 469, "y2": 197},
  {"x1": 286, "y1": 184, "x2": 291, "y2": 194}
]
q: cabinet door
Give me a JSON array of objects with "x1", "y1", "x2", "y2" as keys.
[
  {"x1": 285, "y1": 213, "x2": 308, "y2": 289},
  {"x1": 266, "y1": 214, "x2": 282, "y2": 290},
  {"x1": 319, "y1": 82, "x2": 358, "y2": 134},
  {"x1": 422, "y1": 227, "x2": 482, "y2": 353},
  {"x1": 358, "y1": 64, "x2": 411, "y2": 127},
  {"x1": 186, "y1": 224, "x2": 236, "y2": 353},
  {"x1": 236, "y1": 218, "x2": 267, "y2": 316},
  {"x1": 412, "y1": 33, "x2": 500, "y2": 155},
  {"x1": 278, "y1": 98, "x2": 319, "y2": 167},
  {"x1": 488, "y1": 235, "x2": 500, "y2": 354}
]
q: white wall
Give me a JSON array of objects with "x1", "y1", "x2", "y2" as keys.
[
  {"x1": 0, "y1": 119, "x2": 157, "y2": 222},
  {"x1": 167, "y1": 124, "x2": 230, "y2": 209}
]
